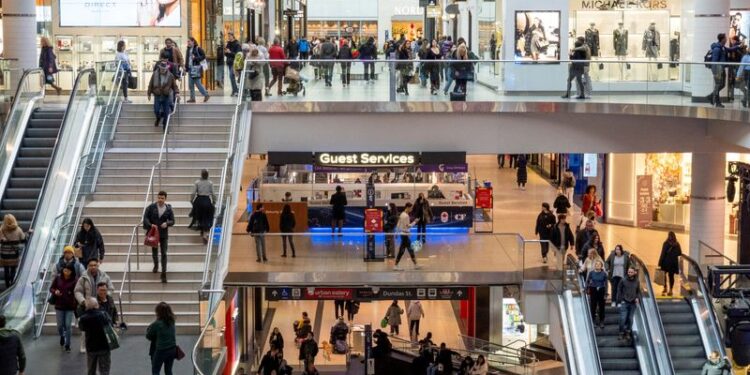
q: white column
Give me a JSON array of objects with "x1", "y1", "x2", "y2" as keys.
[
  {"x1": 687, "y1": 0, "x2": 730, "y2": 99},
  {"x1": 268, "y1": 0, "x2": 276, "y2": 42},
  {"x1": 3, "y1": 0, "x2": 38, "y2": 71},
  {"x1": 689, "y1": 153, "x2": 726, "y2": 260}
]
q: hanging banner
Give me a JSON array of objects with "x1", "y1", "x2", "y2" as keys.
[{"x1": 637, "y1": 175, "x2": 653, "y2": 227}]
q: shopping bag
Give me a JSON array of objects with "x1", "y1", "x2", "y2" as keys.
[
  {"x1": 654, "y1": 268, "x2": 666, "y2": 286},
  {"x1": 144, "y1": 226, "x2": 160, "y2": 248},
  {"x1": 127, "y1": 75, "x2": 138, "y2": 89},
  {"x1": 380, "y1": 316, "x2": 388, "y2": 328},
  {"x1": 411, "y1": 240, "x2": 423, "y2": 253},
  {"x1": 176, "y1": 345, "x2": 186, "y2": 360},
  {"x1": 104, "y1": 323, "x2": 120, "y2": 351}
]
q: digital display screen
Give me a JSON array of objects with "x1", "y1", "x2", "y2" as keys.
[
  {"x1": 59, "y1": 0, "x2": 181, "y2": 27},
  {"x1": 514, "y1": 10, "x2": 561, "y2": 62}
]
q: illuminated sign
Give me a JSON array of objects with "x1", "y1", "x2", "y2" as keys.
[{"x1": 315, "y1": 152, "x2": 418, "y2": 167}]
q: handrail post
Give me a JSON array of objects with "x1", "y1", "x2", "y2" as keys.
[{"x1": 136, "y1": 229, "x2": 140, "y2": 270}]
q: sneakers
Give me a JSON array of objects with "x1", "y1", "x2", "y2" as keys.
[
  {"x1": 542, "y1": 257, "x2": 548, "y2": 264},
  {"x1": 65, "y1": 345, "x2": 71, "y2": 353},
  {"x1": 413, "y1": 264, "x2": 422, "y2": 270},
  {"x1": 393, "y1": 264, "x2": 403, "y2": 271}
]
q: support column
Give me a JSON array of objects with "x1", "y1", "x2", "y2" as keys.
[
  {"x1": 689, "y1": 153, "x2": 726, "y2": 260},
  {"x1": 3, "y1": 0, "x2": 38, "y2": 71},
  {"x1": 489, "y1": 286, "x2": 504, "y2": 344},
  {"x1": 687, "y1": 0, "x2": 730, "y2": 101}
]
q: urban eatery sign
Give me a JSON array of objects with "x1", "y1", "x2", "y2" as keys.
[{"x1": 315, "y1": 152, "x2": 418, "y2": 167}]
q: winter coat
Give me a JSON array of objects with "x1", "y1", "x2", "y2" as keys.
[
  {"x1": 605, "y1": 251, "x2": 631, "y2": 279},
  {"x1": 516, "y1": 157, "x2": 528, "y2": 184},
  {"x1": 386, "y1": 305, "x2": 404, "y2": 326},
  {"x1": 186, "y1": 45, "x2": 206, "y2": 69},
  {"x1": 407, "y1": 301, "x2": 425, "y2": 321},
  {"x1": 74, "y1": 269, "x2": 113, "y2": 304},
  {"x1": 701, "y1": 358, "x2": 731, "y2": 375},
  {"x1": 268, "y1": 44, "x2": 287, "y2": 70},
  {"x1": 270, "y1": 331, "x2": 284, "y2": 350},
  {"x1": 553, "y1": 195, "x2": 571, "y2": 214},
  {"x1": 143, "y1": 202, "x2": 176, "y2": 239},
  {"x1": 413, "y1": 198, "x2": 433, "y2": 222},
  {"x1": 246, "y1": 211, "x2": 270, "y2": 235},
  {"x1": 225, "y1": 40, "x2": 241, "y2": 66},
  {"x1": 147, "y1": 70, "x2": 179, "y2": 97},
  {"x1": 98, "y1": 295, "x2": 118, "y2": 324},
  {"x1": 535, "y1": 211, "x2": 556, "y2": 240},
  {"x1": 285, "y1": 40, "x2": 299, "y2": 59},
  {"x1": 575, "y1": 228, "x2": 598, "y2": 258},
  {"x1": 50, "y1": 275, "x2": 78, "y2": 311},
  {"x1": 79, "y1": 309, "x2": 111, "y2": 353},
  {"x1": 39, "y1": 46, "x2": 58, "y2": 74},
  {"x1": 146, "y1": 319, "x2": 177, "y2": 355},
  {"x1": 0, "y1": 328, "x2": 25, "y2": 375},
  {"x1": 338, "y1": 45, "x2": 353, "y2": 63},
  {"x1": 75, "y1": 227, "x2": 106, "y2": 263},
  {"x1": 658, "y1": 240, "x2": 682, "y2": 274},
  {"x1": 551, "y1": 223, "x2": 575, "y2": 250},
  {"x1": 320, "y1": 41, "x2": 337, "y2": 59},
  {"x1": 299, "y1": 337, "x2": 319, "y2": 361},
  {"x1": 359, "y1": 42, "x2": 377, "y2": 60},
  {"x1": 280, "y1": 211, "x2": 296, "y2": 233}
]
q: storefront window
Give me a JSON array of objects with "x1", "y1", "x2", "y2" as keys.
[
  {"x1": 637, "y1": 153, "x2": 692, "y2": 227},
  {"x1": 308, "y1": 20, "x2": 377, "y2": 44},
  {"x1": 391, "y1": 21, "x2": 423, "y2": 41}
]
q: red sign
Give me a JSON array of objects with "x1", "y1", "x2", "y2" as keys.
[
  {"x1": 364, "y1": 208, "x2": 383, "y2": 233},
  {"x1": 475, "y1": 187, "x2": 493, "y2": 209},
  {"x1": 303, "y1": 288, "x2": 354, "y2": 300}
]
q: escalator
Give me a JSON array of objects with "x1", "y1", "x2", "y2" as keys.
[
  {"x1": 596, "y1": 305, "x2": 640, "y2": 374},
  {"x1": 0, "y1": 108, "x2": 65, "y2": 230}
]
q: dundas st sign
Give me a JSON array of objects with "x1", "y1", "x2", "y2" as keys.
[
  {"x1": 580, "y1": 0, "x2": 668, "y2": 10},
  {"x1": 315, "y1": 152, "x2": 418, "y2": 167}
]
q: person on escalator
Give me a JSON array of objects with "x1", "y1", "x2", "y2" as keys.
[
  {"x1": 701, "y1": 351, "x2": 731, "y2": 375},
  {"x1": 470, "y1": 354, "x2": 489, "y2": 375},
  {"x1": 437, "y1": 343, "x2": 456, "y2": 374},
  {"x1": 616, "y1": 266, "x2": 641, "y2": 341},
  {"x1": 606, "y1": 245, "x2": 630, "y2": 307},
  {"x1": 586, "y1": 260, "x2": 608, "y2": 329},
  {"x1": 0, "y1": 214, "x2": 26, "y2": 288}
]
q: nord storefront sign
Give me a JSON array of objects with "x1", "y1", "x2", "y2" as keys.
[
  {"x1": 266, "y1": 287, "x2": 470, "y2": 301},
  {"x1": 314, "y1": 152, "x2": 418, "y2": 167}
]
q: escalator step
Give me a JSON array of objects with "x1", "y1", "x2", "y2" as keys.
[
  {"x1": 7, "y1": 178, "x2": 43, "y2": 188},
  {"x1": 600, "y1": 358, "x2": 640, "y2": 370},
  {"x1": 11, "y1": 167, "x2": 47, "y2": 178},
  {"x1": 22, "y1": 138, "x2": 56, "y2": 148},
  {"x1": 598, "y1": 347, "x2": 637, "y2": 359},
  {"x1": 2, "y1": 199, "x2": 38, "y2": 210},
  {"x1": 5, "y1": 188, "x2": 41, "y2": 199},
  {"x1": 596, "y1": 336, "x2": 634, "y2": 347},
  {"x1": 603, "y1": 371, "x2": 640, "y2": 375},
  {"x1": 17, "y1": 147, "x2": 52, "y2": 158},
  {"x1": 663, "y1": 324, "x2": 702, "y2": 335},
  {"x1": 16, "y1": 157, "x2": 51, "y2": 168},
  {"x1": 26, "y1": 128, "x2": 60, "y2": 138},
  {"x1": 668, "y1": 346, "x2": 707, "y2": 358},
  {"x1": 27, "y1": 119, "x2": 63, "y2": 128}
]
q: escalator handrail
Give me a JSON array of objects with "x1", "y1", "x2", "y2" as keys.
[
  {"x1": 1, "y1": 68, "x2": 44, "y2": 131},
  {"x1": 628, "y1": 253, "x2": 675, "y2": 374},
  {"x1": 679, "y1": 253, "x2": 728, "y2": 359},
  {"x1": 564, "y1": 253, "x2": 604, "y2": 375}
]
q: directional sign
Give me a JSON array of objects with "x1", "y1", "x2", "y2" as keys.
[{"x1": 267, "y1": 287, "x2": 469, "y2": 301}]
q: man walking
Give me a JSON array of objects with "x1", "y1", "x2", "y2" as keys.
[
  {"x1": 74, "y1": 258, "x2": 113, "y2": 354},
  {"x1": 143, "y1": 191, "x2": 175, "y2": 283},
  {"x1": 617, "y1": 267, "x2": 641, "y2": 341},
  {"x1": 394, "y1": 203, "x2": 420, "y2": 271},
  {"x1": 320, "y1": 37, "x2": 338, "y2": 87},
  {"x1": 535, "y1": 203, "x2": 556, "y2": 263},
  {"x1": 224, "y1": 32, "x2": 241, "y2": 96},
  {"x1": 407, "y1": 300, "x2": 425, "y2": 339},
  {"x1": 79, "y1": 298, "x2": 113, "y2": 375},
  {"x1": 246, "y1": 203, "x2": 270, "y2": 263},
  {"x1": 708, "y1": 33, "x2": 741, "y2": 108},
  {"x1": 0, "y1": 315, "x2": 25, "y2": 375}
]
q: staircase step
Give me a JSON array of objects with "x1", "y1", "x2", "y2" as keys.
[{"x1": 112, "y1": 140, "x2": 229, "y2": 148}]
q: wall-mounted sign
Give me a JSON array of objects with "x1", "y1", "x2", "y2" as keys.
[
  {"x1": 583, "y1": 154, "x2": 598, "y2": 177},
  {"x1": 266, "y1": 286, "x2": 469, "y2": 300},
  {"x1": 315, "y1": 152, "x2": 418, "y2": 167},
  {"x1": 59, "y1": 0, "x2": 182, "y2": 27},
  {"x1": 426, "y1": 5, "x2": 442, "y2": 18},
  {"x1": 577, "y1": 0, "x2": 669, "y2": 10},
  {"x1": 394, "y1": 5, "x2": 424, "y2": 16},
  {"x1": 636, "y1": 175, "x2": 653, "y2": 227}
]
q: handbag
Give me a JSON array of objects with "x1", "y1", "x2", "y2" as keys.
[
  {"x1": 127, "y1": 75, "x2": 138, "y2": 89},
  {"x1": 594, "y1": 202, "x2": 603, "y2": 217},
  {"x1": 199, "y1": 59, "x2": 209, "y2": 72},
  {"x1": 654, "y1": 268, "x2": 666, "y2": 286},
  {"x1": 47, "y1": 292, "x2": 57, "y2": 305},
  {"x1": 189, "y1": 65, "x2": 202, "y2": 79},
  {"x1": 144, "y1": 226, "x2": 160, "y2": 248},
  {"x1": 104, "y1": 322, "x2": 120, "y2": 350},
  {"x1": 175, "y1": 345, "x2": 186, "y2": 360}
]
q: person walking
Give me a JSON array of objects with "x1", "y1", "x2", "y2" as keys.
[
  {"x1": 55, "y1": 245, "x2": 85, "y2": 278},
  {"x1": 191, "y1": 169, "x2": 216, "y2": 244},
  {"x1": 258, "y1": 346, "x2": 281, "y2": 375},
  {"x1": 338, "y1": 39, "x2": 353, "y2": 87},
  {"x1": 407, "y1": 300, "x2": 425, "y2": 339},
  {"x1": 413, "y1": 193, "x2": 433, "y2": 244},
  {"x1": 320, "y1": 37, "x2": 338, "y2": 87},
  {"x1": 267, "y1": 38, "x2": 287, "y2": 96},
  {"x1": 245, "y1": 48, "x2": 266, "y2": 101},
  {"x1": 425, "y1": 40, "x2": 442, "y2": 95},
  {"x1": 215, "y1": 39, "x2": 224, "y2": 90},
  {"x1": 550, "y1": 214, "x2": 575, "y2": 252},
  {"x1": 147, "y1": 302, "x2": 178, "y2": 375},
  {"x1": 516, "y1": 154, "x2": 528, "y2": 190},
  {"x1": 0, "y1": 214, "x2": 26, "y2": 288},
  {"x1": 562, "y1": 40, "x2": 585, "y2": 99},
  {"x1": 709, "y1": 33, "x2": 733, "y2": 108},
  {"x1": 50, "y1": 264, "x2": 78, "y2": 352},
  {"x1": 75, "y1": 218, "x2": 105, "y2": 265},
  {"x1": 299, "y1": 36, "x2": 311, "y2": 62},
  {"x1": 159, "y1": 38, "x2": 184, "y2": 79},
  {"x1": 279, "y1": 204, "x2": 296, "y2": 257},
  {"x1": 329, "y1": 186, "x2": 347, "y2": 236},
  {"x1": 147, "y1": 61, "x2": 179, "y2": 131},
  {"x1": 394, "y1": 203, "x2": 420, "y2": 271},
  {"x1": 74, "y1": 258, "x2": 113, "y2": 353},
  {"x1": 386, "y1": 300, "x2": 404, "y2": 335},
  {"x1": 582, "y1": 185, "x2": 601, "y2": 219},
  {"x1": 269, "y1": 327, "x2": 284, "y2": 353},
  {"x1": 345, "y1": 300, "x2": 360, "y2": 322},
  {"x1": 359, "y1": 37, "x2": 377, "y2": 83},
  {"x1": 286, "y1": 38, "x2": 300, "y2": 62},
  {"x1": 617, "y1": 267, "x2": 641, "y2": 341},
  {"x1": 185, "y1": 37, "x2": 210, "y2": 103},
  {"x1": 535, "y1": 203, "x2": 556, "y2": 263},
  {"x1": 115, "y1": 40, "x2": 132, "y2": 103},
  {"x1": 254, "y1": 37, "x2": 272, "y2": 95},
  {"x1": 143, "y1": 191, "x2": 175, "y2": 283},
  {"x1": 79, "y1": 298, "x2": 113, "y2": 375},
  {"x1": 606, "y1": 245, "x2": 630, "y2": 307},
  {"x1": 299, "y1": 332, "x2": 319, "y2": 370},
  {"x1": 0, "y1": 314, "x2": 25, "y2": 375},
  {"x1": 246, "y1": 203, "x2": 270, "y2": 263},
  {"x1": 396, "y1": 41, "x2": 413, "y2": 95},
  {"x1": 224, "y1": 32, "x2": 241, "y2": 96},
  {"x1": 96, "y1": 282, "x2": 118, "y2": 326},
  {"x1": 701, "y1": 351, "x2": 731, "y2": 375},
  {"x1": 561, "y1": 169, "x2": 576, "y2": 200},
  {"x1": 587, "y1": 260, "x2": 608, "y2": 329},
  {"x1": 553, "y1": 191, "x2": 572, "y2": 215},
  {"x1": 39, "y1": 36, "x2": 63, "y2": 95},
  {"x1": 658, "y1": 231, "x2": 682, "y2": 296},
  {"x1": 384, "y1": 203, "x2": 399, "y2": 258}
]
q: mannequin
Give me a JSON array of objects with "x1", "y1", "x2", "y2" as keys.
[
  {"x1": 669, "y1": 31, "x2": 680, "y2": 68},
  {"x1": 585, "y1": 22, "x2": 600, "y2": 57},
  {"x1": 642, "y1": 22, "x2": 660, "y2": 58},
  {"x1": 613, "y1": 22, "x2": 628, "y2": 58}
]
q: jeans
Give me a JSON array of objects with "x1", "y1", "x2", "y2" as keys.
[
  {"x1": 254, "y1": 235, "x2": 267, "y2": 260},
  {"x1": 56, "y1": 309, "x2": 74, "y2": 347},
  {"x1": 282, "y1": 235, "x2": 295, "y2": 256},
  {"x1": 151, "y1": 347, "x2": 177, "y2": 375},
  {"x1": 395, "y1": 235, "x2": 416, "y2": 265},
  {"x1": 119, "y1": 70, "x2": 130, "y2": 99},
  {"x1": 540, "y1": 241, "x2": 550, "y2": 258},
  {"x1": 443, "y1": 66, "x2": 454, "y2": 93},
  {"x1": 363, "y1": 62, "x2": 375, "y2": 80},
  {"x1": 215, "y1": 63, "x2": 224, "y2": 84},
  {"x1": 565, "y1": 70, "x2": 583, "y2": 97},
  {"x1": 323, "y1": 62, "x2": 334, "y2": 84},
  {"x1": 228, "y1": 65, "x2": 238, "y2": 94},
  {"x1": 409, "y1": 319, "x2": 420, "y2": 336},
  {"x1": 618, "y1": 301, "x2": 637, "y2": 333},
  {"x1": 262, "y1": 65, "x2": 271, "y2": 88},
  {"x1": 153, "y1": 95, "x2": 173, "y2": 128},
  {"x1": 151, "y1": 236, "x2": 168, "y2": 273},
  {"x1": 416, "y1": 220, "x2": 427, "y2": 243},
  {"x1": 188, "y1": 75, "x2": 208, "y2": 100},
  {"x1": 87, "y1": 350, "x2": 111, "y2": 375},
  {"x1": 610, "y1": 276, "x2": 622, "y2": 303},
  {"x1": 340, "y1": 63, "x2": 351, "y2": 84}
]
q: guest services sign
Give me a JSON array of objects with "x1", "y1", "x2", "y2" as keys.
[{"x1": 314, "y1": 152, "x2": 418, "y2": 167}]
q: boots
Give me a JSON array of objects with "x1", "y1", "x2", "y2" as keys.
[{"x1": 161, "y1": 272, "x2": 167, "y2": 283}]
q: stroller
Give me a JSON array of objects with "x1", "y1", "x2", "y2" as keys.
[{"x1": 283, "y1": 66, "x2": 306, "y2": 96}]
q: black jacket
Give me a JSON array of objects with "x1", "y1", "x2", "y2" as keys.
[
  {"x1": 384, "y1": 209, "x2": 399, "y2": 232},
  {"x1": 551, "y1": 222, "x2": 575, "y2": 250},
  {"x1": 143, "y1": 203, "x2": 176, "y2": 239},
  {"x1": 535, "y1": 211, "x2": 556, "y2": 240},
  {"x1": 658, "y1": 241, "x2": 682, "y2": 274},
  {"x1": 280, "y1": 212, "x2": 296, "y2": 233},
  {"x1": 359, "y1": 42, "x2": 377, "y2": 60},
  {"x1": 79, "y1": 309, "x2": 111, "y2": 353},
  {"x1": 299, "y1": 338, "x2": 319, "y2": 361},
  {"x1": 258, "y1": 351, "x2": 280, "y2": 375},
  {"x1": 269, "y1": 332, "x2": 284, "y2": 350},
  {"x1": 224, "y1": 40, "x2": 241, "y2": 66},
  {"x1": 0, "y1": 328, "x2": 25, "y2": 375},
  {"x1": 246, "y1": 211, "x2": 270, "y2": 234},
  {"x1": 75, "y1": 227, "x2": 106, "y2": 262},
  {"x1": 553, "y1": 195, "x2": 571, "y2": 214},
  {"x1": 186, "y1": 46, "x2": 206, "y2": 68},
  {"x1": 338, "y1": 45, "x2": 353, "y2": 61},
  {"x1": 98, "y1": 295, "x2": 118, "y2": 324},
  {"x1": 617, "y1": 275, "x2": 642, "y2": 304},
  {"x1": 285, "y1": 41, "x2": 300, "y2": 59},
  {"x1": 330, "y1": 192, "x2": 348, "y2": 218},
  {"x1": 575, "y1": 228, "x2": 598, "y2": 257}
]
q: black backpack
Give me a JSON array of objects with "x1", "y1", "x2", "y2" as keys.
[{"x1": 705, "y1": 49, "x2": 714, "y2": 69}]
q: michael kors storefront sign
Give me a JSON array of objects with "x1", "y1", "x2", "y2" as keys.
[{"x1": 579, "y1": 0, "x2": 669, "y2": 10}]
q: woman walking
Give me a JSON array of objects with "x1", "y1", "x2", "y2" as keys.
[
  {"x1": 426, "y1": 40, "x2": 442, "y2": 95},
  {"x1": 280, "y1": 204, "x2": 296, "y2": 257},
  {"x1": 606, "y1": 245, "x2": 630, "y2": 307},
  {"x1": 115, "y1": 40, "x2": 133, "y2": 103},
  {"x1": 50, "y1": 264, "x2": 78, "y2": 352},
  {"x1": 658, "y1": 231, "x2": 682, "y2": 296},
  {"x1": 245, "y1": 47, "x2": 266, "y2": 101},
  {"x1": 267, "y1": 38, "x2": 287, "y2": 96},
  {"x1": 39, "y1": 36, "x2": 63, "y2": 94},
  {"x1": 75, "y1": 218, "x2": 105, "y2": 265},
  {"x1": 413, "y1": 193, "x2": 433, "y2": 244},
  {"x1": 384, "y1": 203, "x2": 399, "y2": 258},
  {"x1": 191, "y1": 169, "x2": 216, "y2": 244},
  {"x1": 386, "y1": 300, "x2": 404, "y2": 336},
  {"x1": 147, "y1": 302, "x2": 178, "y2": 375},
  {"x1": 185, "y1": 37, "x2": 210, "y2": 103},
  {"x1": 269, "y1": 327, "x2": 284, "y2": 352},
  {"x1": 396, "y1": 42, "x2": 413, "y2": 95},
  {"x1": 582, "y1": 185, "x2": 602, "y2": 218},
  {"x1": 452, "y1": 45, "x2": 474, "y2": 95},
  {"x1": 587, "y1": 260, "x2": 608, "y2": 328},
  {"x1": 516, "y1": 154, "x2": 528, "y2": 190},
  {"x1": 0, "y1": 214, "x2": 26, "y2": 287}
]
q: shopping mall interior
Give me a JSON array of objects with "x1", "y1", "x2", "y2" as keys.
[{"x1": 4, "y1": 0, "x2": 750, "y2": 374}]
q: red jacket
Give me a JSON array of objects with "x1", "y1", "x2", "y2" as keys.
[
  {"x1": 50, "y1": 275, "x2": 79, "y2": 311},
  {"x1": 268, "y1": 45, "x2": 287, "y2": 70}
]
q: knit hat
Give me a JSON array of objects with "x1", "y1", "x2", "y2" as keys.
[{"x1": 63, "y1": 245, "x2": 75, "y2": 254}]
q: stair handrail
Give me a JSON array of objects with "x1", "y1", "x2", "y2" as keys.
[
  {"x1": 564, "y1": 253, "x2": 604, "y2": 374},
  {"x1": 457, "y1": 334, "x2": 538, "y2": 366},
  {"x1": 628, "y1": 253, "x2": 675, "y2": 374},
  {"x1": 679, "y1": 253, "x2": 728, "y2": 362},
  {"x1": 699, "y1": 240, "x2": 738, "y2": 266}
]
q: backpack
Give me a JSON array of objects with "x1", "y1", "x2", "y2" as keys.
[
  {"x1": 705, "y1": 49, "x2": 714, "y2": 69},
  {"x1": 299, "y1": 39, "x2": 310, "y2": 53},
  {"x1": 233, "y1": 53, "x2": 245, "y2": 72},
  {"x1": 334, "y1": 339, "x2": 348, "y2": 354}
]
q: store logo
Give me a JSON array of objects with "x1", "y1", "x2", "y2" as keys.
[
  {"x1": 394, "y1": 6, "x2": 424, "y2": 16},
  {"x1": 580, "y1": 0, "x2": 668, "y2": 10}
]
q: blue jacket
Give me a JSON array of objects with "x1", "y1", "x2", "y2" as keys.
[
  {"x1": 587, "y1": 270, "x2": 608, "y2": 290},
  {"x1": 711, "y1": 42, "x2": 727, "y2": 63},
  {"x1": 738, "y1": 55, "x2": 750, "y2": 77}
]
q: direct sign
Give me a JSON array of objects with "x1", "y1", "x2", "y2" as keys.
[{"x1": 315, "y1": 152, "x2": 418, "y2": 167}]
